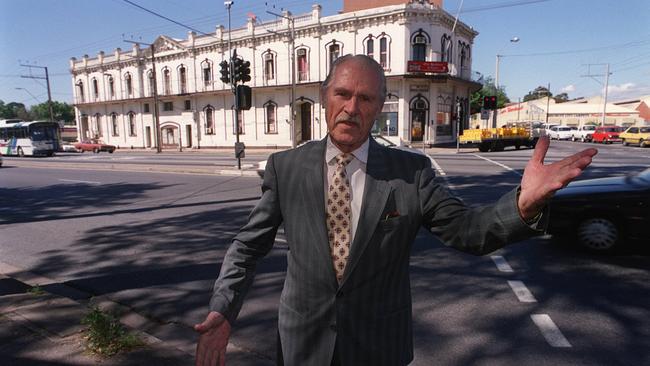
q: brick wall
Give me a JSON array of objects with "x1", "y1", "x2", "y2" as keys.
[{"x1": 342, "y1": 0, "x2": 443, "y2": 13}]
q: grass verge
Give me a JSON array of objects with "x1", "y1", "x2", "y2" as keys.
[{"x1": 81, "y1": 307, "x2": 144, "y2": 356}]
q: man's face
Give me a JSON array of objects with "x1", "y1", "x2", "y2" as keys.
[{"x1": 324, "y1": 59, "x2": 384, "y2": 152}]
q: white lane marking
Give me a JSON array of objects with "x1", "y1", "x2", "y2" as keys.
[
  {"x1": 58, "y1": 179, "x2": 101, "y2": 185},
  {"x1": 508, "y1": 280, "x2": 537, "y2": 303},
  {"x1": 428, "y1": 156, "x2": 446, "y2": 176},
  {"x1": 472, "y1": 154, "x2": 523, "y2": 176},
  {"x1": 531, "y1": 314, "x2": 572, "y2": 348},
  {"x1": 491, "y1": 255, "x2": 514, "y2": 272}
]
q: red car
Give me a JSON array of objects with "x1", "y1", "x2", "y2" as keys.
[
  {"x1": 74, "y1": 139, "x2": 116, "y2": 153},
  {"x1": 591, "y1": 126, "x2": 623, "y2": 144}
]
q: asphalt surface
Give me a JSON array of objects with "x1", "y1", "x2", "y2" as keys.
[{"x1": 1, "y1": 140, "x2": 649, "y2": 365}]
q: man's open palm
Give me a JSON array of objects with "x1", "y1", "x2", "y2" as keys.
[
  {"x1": 195, "y1": 311, "x2": 231, "y2": 366},
  {"x1": 518, "y1": 136, "x2": 598, "y2": 220}
]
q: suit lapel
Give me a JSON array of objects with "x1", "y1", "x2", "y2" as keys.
[
  {"x1": 298, "y1": 138, "x2": 338, "y2": 284},
  {"x1": 341, "y1": 138, "x2": 392, "y2": 286}
]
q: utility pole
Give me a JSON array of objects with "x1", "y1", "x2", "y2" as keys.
[
  {"x1": 225, "y1": 1, "x2": 241, "y2": 170},
  {"x1": 267, "y1": 9, "x2": 296, "y2": 147},
  {"x1": 545, "y1": 83, "x2": 551, "y2": 125},
  {"x1": 125, "y1": 40, "x2": 162, "y2": 153},
  {"x1": 20, "y1": 64, "x2": 54, "y2": 122},
  {"x1": 581, "y1": 63, "x2": 612, "y2": 127}
]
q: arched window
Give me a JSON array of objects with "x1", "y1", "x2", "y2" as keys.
[
  {"x1": 128, "y1": 112, "x2": 136, "y2": 137},
  {"x1": 92, "y1": 78, "x2": 99, "y2": 100},
  {"x1": 262, "y1": 50, "x2": 276, "y2": 81},
  {"x1": 204, "y1": 106, "x2": 215, "y2": 134},
  {"x1": 178, "y1": 65, "x2": 187, "y2": 93},
  {"x1": 93, "y1": 113, "x2": 102, "y2": 137},
  {"x1": 264, "y1": 101, "x2": 277, "y2": 134},
  {"x1": 296, "y1": 47, "x2": 309, "y2": 81},
  {"x1": 201, "y1": 59, "x2": 212, "y2": 88},
  {"x1": 366, "y1": 37, "x2": 374, "y2": 58},
  {"x1": 76, "y1": 80, "x2": 85, "y2": 103},
  {"x1": 458, "y1": 41, "x2": 471, "y2": 77},
  {"x1": 410, "y1": 95, "x2": 429, "y2": 142},
  {"x1": 441, "y1": 34, "x2": 452, "y2": 63},
  {"x1": 162, "y1": 68, "x2": 171, "y2": 95},
  {"x1": 411, "y1": 30, "x2": 429, "y2": 62},
  {"x1": 124, "y1": 73, "x2": 133, "y2": 97},
  {"x1": 379, "y1": 34, "x2": 391, "y2": 69},
  {"x1": 111, "y1": 113, "x2": 119, "y2": 136},
  {"x1": 107, "y1": 75, "x2": 115, "y2": 99},
  {"x1": 328, "y1": 42, "x2": 341, "y2": 70},
  {"x1": 147, "y1": 70, "x2": 155, "y2": 97}
]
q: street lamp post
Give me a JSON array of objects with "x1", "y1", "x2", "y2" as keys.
[{"x1": 492, "y1": 37, "x2": 519, "y2": 128}]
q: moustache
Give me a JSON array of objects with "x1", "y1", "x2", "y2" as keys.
[{"x1": 334, "y1": 114, "x2": 361, "y2": 125}]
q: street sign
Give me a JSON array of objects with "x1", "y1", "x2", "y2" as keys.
[
  {"x1": 481, "y1": 108, "x2": 490, "y2": 120},
  {"x1": 407, "y1": 61, "x2": 449, "y2": 73}
]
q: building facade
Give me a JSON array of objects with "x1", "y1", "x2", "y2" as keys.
[
  {"x1": 70, "y1": 0, "x2": 479, "y2": 149},
  {"x1": 472, "y1": 96, "x2": 644, "y2": 129}
]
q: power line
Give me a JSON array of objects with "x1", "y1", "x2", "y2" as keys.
[
  {"x1": 120, "y1": 0, "x2": 210, "y2": 36},
  {"x1": 460, "y1": 0, "x2": 552, "y2": 14},
  {"x1": 503, "y1": 38, "x2": 650, "y2": 58}
]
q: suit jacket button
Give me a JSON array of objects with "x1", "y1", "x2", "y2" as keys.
[{"x1": 329, "y1": 323, "x2": 337, "y2": 332}]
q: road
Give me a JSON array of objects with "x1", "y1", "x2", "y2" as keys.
[{"x1": 1, "y1": 140, "x2": 648, "y2": 365}]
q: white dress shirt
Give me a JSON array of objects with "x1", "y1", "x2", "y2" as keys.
[{"x1": 324, "y1": 136, "x2": 369, "y2": 244}]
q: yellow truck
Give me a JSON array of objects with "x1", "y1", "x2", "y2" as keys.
[{"x1": 460, "y1": 123, "x2": 540, "y2": 152}]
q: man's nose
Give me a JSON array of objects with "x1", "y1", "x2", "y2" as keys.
[{"x1": 344, "y1": 96, "x2": 360, "y2": 116}]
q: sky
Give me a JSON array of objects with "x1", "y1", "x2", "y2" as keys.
[{"x1": 1, "y1": 0, "x2": 649, "y2": 108}]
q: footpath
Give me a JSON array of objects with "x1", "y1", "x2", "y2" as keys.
[{"x1": 0, "y1": 263, "x2": 274, "y2": 365}]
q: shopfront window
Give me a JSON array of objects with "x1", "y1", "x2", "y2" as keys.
[{"x1": 372, "y1": 101, "x2": 398, "y2": 137}]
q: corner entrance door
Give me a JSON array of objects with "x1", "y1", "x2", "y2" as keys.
[
  {"x1": 298, "y1": 102, "x2": 312, "y2": 144},
  {"x1": 145, "y1": 126, "x2": 152, "y2": 147},
  {"x1": 186, "y1": 125, "x2": 192, "y2": 147}
]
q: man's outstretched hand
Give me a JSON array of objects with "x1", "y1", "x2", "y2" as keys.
[
  {"x1": 518, "y1": 136, "x2": 598, "y2": 221},
  {"x1": 195, "y1": 311, "x2": 231, "y2": 366}
]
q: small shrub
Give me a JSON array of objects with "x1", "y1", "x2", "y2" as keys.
[
  {"x1": 81, "y1": 307, "x2": 143, "y2": 356},
  {"x1": 27, "y1": 284, "x2": 45, "y2": 296}
]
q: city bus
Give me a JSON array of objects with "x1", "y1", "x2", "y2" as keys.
[{"x1": 0, "y1": 119, "x2": 61, "y2": 157}]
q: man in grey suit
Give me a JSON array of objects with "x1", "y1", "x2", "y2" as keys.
[{"x1": 195, "y1": 55, "x2": 597, "y2": 366}]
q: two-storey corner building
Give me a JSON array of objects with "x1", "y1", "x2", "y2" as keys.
[{"x1": 69, "y1": 0, "x2": 480, "y2": 150}]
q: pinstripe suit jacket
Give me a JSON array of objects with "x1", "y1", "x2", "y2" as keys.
[{"x1": 209, "y1": 136, "x2": 540, "y2": 366}]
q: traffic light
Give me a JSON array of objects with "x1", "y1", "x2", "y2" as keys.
[
  {"x1": 483, "y1": 95, "x2": 497, "y2": 110},
  {"x1": 240, "y1": 60, "x2": 251, "y2": 83},
  {"x1": 236, "y1": 85, "x2": 252, "y2": 110},
  {"x1": 232, "y1": 57, "x2": 243, "y2": 82},
  {"x1": 219, "y1": 60, "x2": 230, "y2": 83}
]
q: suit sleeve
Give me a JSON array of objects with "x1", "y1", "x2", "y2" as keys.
[
  {"x1": 209, "y1": 153, "x2": 283, "y2": 323},
  {"x1": 418, "y1": 158, "x2": 544, "y2": 255}
]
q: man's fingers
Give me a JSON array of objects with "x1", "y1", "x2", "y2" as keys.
[
  {"x1": 554, "y1": 148, "x2": 598, "y2": 170},
  {"x1": 531, "y1": 136, "x2": 550, "y2": 164},
  {"x1": 219, "y1": 348, "x2": 226, "y2": 366}
]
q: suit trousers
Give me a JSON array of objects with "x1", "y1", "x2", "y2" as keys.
[{"x1": 276, "y1": 331, "x2": 341, "y2": 366}]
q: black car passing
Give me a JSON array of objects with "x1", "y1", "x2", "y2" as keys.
[{"x1": 547, "y1": 168, "x2": 650, "y2": 252}]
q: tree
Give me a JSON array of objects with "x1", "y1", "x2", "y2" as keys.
[
  {"x1": 523, "y1": 85, "x2": 552, "y2": 102},
  {"x1": 0, "y1": 100, "x2": 30, "y2": 120},
  {"x1": 30, "y1": 101, "x2": 75, "y2": 122},
  {"x1": 553, "y1": 92, "x2": 569, "y2": 104},
  {"x1": 470, "y1": 76, "x2": 510, "y2": 114}
]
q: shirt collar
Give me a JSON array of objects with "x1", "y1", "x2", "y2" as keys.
[{"x1": 326, "y1": 135, "x2": 369, "y2": 165}]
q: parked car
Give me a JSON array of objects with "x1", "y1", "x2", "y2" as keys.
[
  {"x1": 591, "y1": 126, "x2": 623, "y2": 144},
  {"x1": 73, "y1": 139, "x2": 116, "y2": 153},
  {"x1": 0, "y1": 152, "x2": 3, "y2": 167},
  {"x1": 619, "y1": 126, "x2": 650, "y2": 147},
  {"x1": 547, "y1": 168, "x2": 650, "y2": 252},
  {"x1": 572, "y1": 124, "x2": 597, "y2": 142},
  {"x1": 547, "y1": 125, "x2": 576, "y2": 140},
  {"x1": 61, "y1": 143, "x2": 80, "y2": 152}
]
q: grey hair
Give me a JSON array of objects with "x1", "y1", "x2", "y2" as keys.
[{"x1": 320, "y1": 54, "x2": 387, "y2": 104}]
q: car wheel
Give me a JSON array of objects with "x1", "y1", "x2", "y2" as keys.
[
  {"x1": 108, "y1": 149, "x2": 114, "y2": 154},
  {"x1": 93, "y1": 148, "x2": 99, "y2": 154},
  {"x1": 571, "y1": 136, "x2": 577, "y2": 142},
  {"x1": 17, "y1": 147, "x2": 24, "y2": 157},
  {"x1": 576, "y1": 218, "x2": 620, "y2": 252},
  {"x1": 640, "y1": 139, "x2": 646, "y2": 147},
  {"x1": 622, "y1": 139, "x2": 628, "y2": 146}
]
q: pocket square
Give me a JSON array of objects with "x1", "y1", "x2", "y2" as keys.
[{"x1": 383, "y1": 210, "x2": 401, "y2": 221}]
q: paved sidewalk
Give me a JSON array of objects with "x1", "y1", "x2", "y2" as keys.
[{"x1": 0, "y1": 269, "x2": 274, "y2": 366}]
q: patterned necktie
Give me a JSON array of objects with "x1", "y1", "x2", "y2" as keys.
[{"x1": 327, "y1": 153, "x2": 354, "y2": 283}]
